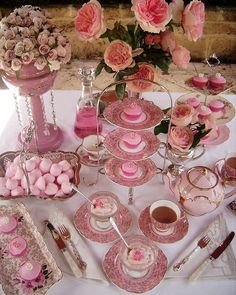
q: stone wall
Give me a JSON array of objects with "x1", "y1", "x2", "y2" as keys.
[{"x1": 1, "y1": 4, "x2": 236, "y2": 62}]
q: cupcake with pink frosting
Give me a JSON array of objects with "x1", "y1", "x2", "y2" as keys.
[
  {"x1": 121, "y1": 161, "x2": 138, "y2": 177},
  {"x1": 186, "y1": 97, "x2": 201, "y2": 109},
  {"x1": 197, "y1": 105, "x2": 212, "y2": 120},
  {"x1": 208, "y1": 99, "x2": 225, "y2": 112},
  {"x1": 192, "y1": 73, "x2": 208, "y2": 88},
  {"x1": 209, "y1": 73, "x2": 226, "y2": 89},
  {"x1": 122, "y1": 132, "x2": 142, "y2": 149},
  {"x1": 123, "y1": 102, "x2": 143, "y2": 121}
]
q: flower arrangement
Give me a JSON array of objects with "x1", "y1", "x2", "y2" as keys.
[
  {"x1": 154, "y1": 103, "x2": 212, "y2": 152},
  {"x1": 75, "y1": 0, "x2": 205, "y2": 98},
  {"x1": 0, "y1": 5, "x2": 71, "y2": 74}
]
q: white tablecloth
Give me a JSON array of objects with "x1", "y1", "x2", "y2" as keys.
[{"x1": 0, "y1": 90, "x2": 235, "y2": 295}]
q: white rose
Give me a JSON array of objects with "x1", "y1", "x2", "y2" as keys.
[
  {"x1": 48, "y1": 60, "x2": 61, "y2": 71},
  {"x1": 39, "y1": 45, "x2": 50, "y2": 55},
  {"x1": 18, "y1": 7, "x2": 29, "y2": 18},
  {"x1": 56, "y1": 45, "x2": 66, "y2": 57},
  {"x1": 23, "y1": 38, "x2": 34, "y2": 51},
  {"x1": 20, "y1": 28, "x2": 30, "y2": 38},
  {"x1": 48, "y1": 36, "x2": 56, "y2": 47},
  {"x1": 37, "y1": 32, "x2": 48, "y2": 45},
  {"x1": 34, "y1": 56, "x2": 47, "y2": 71},
  {"x1": 0, "y1": 47, "x2": 5, "y2": 57},
  {"x1": 4, "y1": 30, "x2": 15, "y2": 40},
  {"x1": 14, "y1": 42, "x2": 25, "y2": 57},
  {"x1": 6, "y1": 14, "x2": 16, "y2": 24},
  {"x1": 33, "y1": 17, "x2": 42, "y2": 28},
  {"x1": 5, "y1": 39, "x2": 16, "y2": 50},
  {"x1": 0, "y1": 37, "x2": 6, "y2": 48},
  {"x1": 32, "y1": 48, "x2": 40, "y2": 58},
  {"x1": 11, "y1": 58, "x2": 22, "y2": 71},
  {"x1": 22, "y1": 52, "x2": 34, "y2": 65},
  {"x1": 47, "y1": 49, "x2": 58, "y2": 62}
]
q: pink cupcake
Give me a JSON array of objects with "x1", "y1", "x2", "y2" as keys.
[
  {"x1": 121, "y1": 161, "x2": 138, "y2": 177},
  {"x1": 186, "y1": 97, "x2": 201, "y2": 109},
  {"x1": 122, "y1": 132, "x2": 142, "y2": 149},
  {"x1": 19, "y1": 261, "x2": 42, "y2": 281},
  {"x1": 208, "y1": 99, "x2": 224, "y2": 112},
  {"x1": 123, "y1": 102, "x2": 142, "y2": 121},
  {"x1": 209, "y1": 73, "x2": 226, "y2": 89},
  {"x1": 192, "y1": 73, "x2": 208, "y2": 88},
  {"x1": 0, "y1": 215, "x2": 18, "y2": 233},
  {"x1": 197, "y1": 105, "x2": 212, "y2": 120},
  {"x1": 8, "y1": 236, "x2": 27, "y2": 256}
]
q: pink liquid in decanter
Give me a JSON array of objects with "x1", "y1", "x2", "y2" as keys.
[{"x1": 74, "y1": 107, "x2": 102, "y2": 139}]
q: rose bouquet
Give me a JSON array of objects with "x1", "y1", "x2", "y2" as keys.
[
  {"x1": 0, "y1": 5, "x2": 71, "y2": 75},
  {"x1": 75, "y1": 0, "x2": 205, "y2": 98}
]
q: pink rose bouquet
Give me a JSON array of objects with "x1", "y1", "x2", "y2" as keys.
[
  {"x1": 0, "y1": 5, "x2": 71, "y2": 74},
  {"x1": 75, "y1": 0, "x2": 205, "y2": 98},
  {"x1": 168, "y1": 126, "x2": 194, "y2": 152}
]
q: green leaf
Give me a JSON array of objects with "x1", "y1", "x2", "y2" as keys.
[
  {"x1": 190, "y1": 128, "x2": 211, "y2": 149},
  {"x1": 154, "y1": 120, "x2": 169, "y2": 135},
  {"x1": 104, "y1": 64, "x2": 115, "y2": 74},
  {"x1": 95, "y1": 60, "x2": 105, "y2": 77},
  {"x1": 115, "y1": 83, "x2": 126, "y2": 100}
]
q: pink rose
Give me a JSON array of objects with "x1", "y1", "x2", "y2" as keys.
[
  {"x1": 57, "y1": 35, "x2": 67, "y2": 46},
  {"x1": 128, "y1": 63, "x2": 157, "y2": 92},
  {"x1": 34, "y1": 56, "x2": 47, "y2": 71},
  {"x1": 39, "y1": 45, "x2": 50, "y2": 55},
  {"x1": 5, "y1": 40, "x2": 16, "y2": 50},
  {"x1": 75, "y1": 0, "x2": 106, "y2": 42},
  {"x1": 131, "y1": 0, "x2": 172, "y2": 33},
  {"x1": 169, "y1": 0, "x2": 184, "y2": 24},
  {"x1": 47, "y1": 49, "x2": 58, "y2": 62},
  {"x1": 23, "y1": 38, "x2": 34, "y2": 51},
  {"x1": 182, "y1": 0, "x2": 205, "y2": 42},
  {"x1": 22, "y1": 52, "x2": 34, "y2": 65},
  {"x1": 11, "y1": 58, "x2": 22, "y2": 71},
  {"x1": 48, "y1": 36, "x2": 56, "y2": 47},
  {"x1": 20, "y1": 28, "x2": 30, "y2": 38},
  {"x1": 62, "y1": 44, "x2": 71, "y2": 64},
  {"x1": 4, "y1": 29, "x2": 15, "y2": 40},
  {"x1": 171, "y1": 45, "x2": 191, "y2": 69},
  {"x1": 145, "y1": 34, "x2": 161, "y2": 46},
  {"x1": 48, "y1": 60, "x2": 61, "y2": 71},
  {"x1": 170, "y1": 103, "x2": 194, "y2": 126},
  {"x1": 37, "y1": 32, "x2": 49, "y2": 45},
  {"x1": 104, "y1": 40, "x2": 133, "y2": 72},
  {"x1": 160, "y1": 31, "x2": 176, "y2": 53},
  {"x1": 56, "y1": 45, "x2": 66, "y2": 57},
  {"x1": 4, "y1": 50, "x2": 15, "y2": 62},
  {"x1": 168, "y1": 126, "x2": 193, "y2": 152}
]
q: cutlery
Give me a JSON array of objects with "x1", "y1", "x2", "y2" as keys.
[
  {"x1": 71, "y1": 184, "x2": 95, "y2": 207},
  {"x1": 109, "y1": 217, "x2": 131, "y2": 253},
  {"x1": 45, "y1": 220, "x2": 82, "y2": 278},
  {"x1": 189, "y1": 231, "x2": 235, "y2": 281},
  {"x1": 58, "y1": 224, "x2": 87, "y2": 271},
  {"x1": 173, "y1": 235, "x2": 210, "y2": 271}
]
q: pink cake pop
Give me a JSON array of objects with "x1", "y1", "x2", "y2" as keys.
[
  {"x1": 8, "y1": 236, "x2": 27, "y2": 256},
  {"x1": 19, "y1": 261, "x2": 42, "y2": 281},
  {"x1": 25, "y1": 159, "x2": 36, "y2": 172},
  {"x1": 44, "y1": 173, "x2": 55, "y2": 184},
  {"x1": 57, "y1": 173, "x2": 69, "y2": 185},
  {"x1": 59, "y1": 160, "x2": 71, "y2": 171},
  {"x1": 6, "y1": 179, "x2": 18, "y2": 190},
  {"x1": 61, "y1": 182, "x2": 72, "y2": 194},
  {"x1": 35, "y1": 176, "x2": 46, "y2": 191},
  {"x1": 45, "y1": 183, "x2": 58, "y2": 196},
  {"x1": 50, "y1": 163, "x2": 62, "y2": 177},
  {"x1": 39, "y1": 158, "x2": 52, "y2": 174},
  {"x1": 11, "y1": 186, "x2": 25, "y2": 197},
  {"x1": 64, "y1": 168, "x2": 74, "y2": 179},
  {"x1": 0, "y1": 215, "x2": 18, "y2": 233}
]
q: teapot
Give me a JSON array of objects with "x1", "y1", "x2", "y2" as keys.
[{"x1": 163, "y1": 166, "x2": 236, "y2": 216}]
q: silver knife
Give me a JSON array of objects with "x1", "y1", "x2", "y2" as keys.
[
  {"x1": 189, "y1": 231, "x2": 235, "y2": 281},
  {"x1": 45, "y1": 220, "x2": 82, "y2": 278}
]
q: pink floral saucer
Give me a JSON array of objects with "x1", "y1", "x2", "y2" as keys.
[
  {"x1": 103, "y1": 238, "x2": 167, "y2": 293},
  {"x1": 104, "y1": 158, "x2": 157, "y2": 187},
  {"x1": 138, "y1": 206, "x2": 188, "y2": 243},
  {"x1": 103, "y1": 129, "x2": 160, "y2": 161},
  {"x1": 214, "y1": 159, "x2": 236, "y2": 187},
  {"x1": 200, "y1": 125, "x2": 230, "y2": 145},
  {"x1": 103, "y1": 98, "x2": 163, "y2": 130},
  {"x1": 73, "y1": 203, "x2": 132, "y2": 243}
]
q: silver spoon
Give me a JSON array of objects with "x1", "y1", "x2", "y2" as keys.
[
  {"x1": 109, "y1": 217, "x2": 131, "y2": 252},
  {"x1": 71, "y1": 183, "x2": 95, "y2": 207}
]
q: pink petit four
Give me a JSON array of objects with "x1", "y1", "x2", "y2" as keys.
[
  {"x1": 57, "y1": 173, "x2": 69, "y2": 185},
  {"x1": 186, "y1": 97, "x2": 200, "y2": 109},
  {"x1": 209, "y1": 73, "x2": 226, "y2": 89},
  {"x1": 197, "y1": 106, "x2": 212, "y2": 120},
  {"x1": 122, "y1": 132, "x2": 142, "y2": 149},
  {"x1": 121, "y1": 161, "x2": 138, "y2": 176},
  {"x1": 192, "y1": 73, "x2": 208, "y2": 88},
  {"x1": 208, "y1": 99, "x2": 224, "y2": 112},
  {"x1": 50, "y1": 163, "x2": 62, "y2": 177},
  {"x1": 19, "y1": 261, "x2": 42, "y2": 281},
  {"x1": 123, "y1": 102, "x2": 142, "y2": 121},
  {"x1": 8, "y1": 236, "x2": 27, "y2": 256},
  {"x1": 0, "y1": 215, "x2": 17, "y2": 233},
  {"x1": 39, "y1": 158, "x2": 52, "y2": 174}
]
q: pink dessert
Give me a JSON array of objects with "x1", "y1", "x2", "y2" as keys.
[
  {"x1": 19, "y1": 261, "x2": 42, "y2": 281},
  {"x1": 90, "y1": 195, "x2": 118, "y2": 221},
  {"x1": 8, "y1": 236, "x2": 27, "y2": 256},
  {"x1": 192, "y1": 73, "x2": 208, "y2": 88},
  {"x1": 123, "y1": 102, "x2": 142, "y2": 121},
  {"x1": 197, "y1": 105, "x2": 212, "y2": 120},
  {"x1": 186, "y1": 97, "x2": 200, "y2": 109},
  {"x1": 121, "y1": 161, "x2": 138, "y2": 176},
  {"x1": 122, "y1": 132, "x2": 142, "y2": 149},
  {"x1": 209, "y1": 73, "x2": 226, "y2": 89},
  {"x1": 0, "y1": 215, "x2": 18, "y2": 233},
  {"x1": 208, "y1": 99, "x2": 224, "y2": 112}
]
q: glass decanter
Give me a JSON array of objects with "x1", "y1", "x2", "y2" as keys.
[{"x1": 74, "y1": 66, "x2": 102, "y2": 138}]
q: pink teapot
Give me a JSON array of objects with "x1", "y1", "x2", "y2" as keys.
[{"x1": 164, "y1": 166, "x2": 236, "y2": 216}]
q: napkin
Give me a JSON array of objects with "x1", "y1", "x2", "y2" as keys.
[
  {"x1": 43, "y1": 204, "x2": 109, "y2": 286},
  {"x1": 166, "y1": 213, "x2": 236, "y2": 279}
]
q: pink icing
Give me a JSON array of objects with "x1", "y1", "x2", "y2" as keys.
[
  {"x1": 123, "y1": 102, "x2": 142, "y2": 120},
  {"x1": 132, "y1": 249, "x2": 144, "y2": 261},
  {"x1": 8, "y1": 236, "x2": 27, "y2": 256},
  {"x1": 19, "y1": 261, "x2": 42, "y2": 281},
  {"x1": 186, "y1": 97, "x2": 200, "y2": 109},
  {"x1": 0, "y1": 215, "x2": 18, "y2": 233},
  {"x1": 122, "y1": 132, "x2": 142, "y2": 148},
  {"x1": 208, "y1": 99, "x2": 224, "y2": 112},
  {"x1": 121, "y1": 161, "x2": 138, "y2": 176},
  {"x1": 197, "y1": 106, "x2": 212, "y2": 120}
]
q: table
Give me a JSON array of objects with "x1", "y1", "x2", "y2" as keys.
[{"x1": 0, "y1": 89, "x2": 235, "y2": 295}]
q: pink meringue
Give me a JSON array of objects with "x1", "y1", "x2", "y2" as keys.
[
  {"x1": 30, "y1": 156, "x2": 41, "y2": 166},
  {"x1": 55, "y1": 189, "x2": 64, "y2": 197},
  {"x1": 21, "y1": 177, "x2": 28, "y2": 190},
  {"x1": 0, "y1": 215, "x2": 18, "y2": 233},
  {"x1": 12, "y1": 167, "x2": 24, "y2": 180},
  {"x1": 6, "y1": 179, "x2": 18, "y2": 190},
  {"x1": 19, "y1": 261, "x2": 42, "y2": 281},
  {"x1": 28, "y1": 172, "x2": 37, "y2": 185},
  {"x1": 8, "y1": 236, "x2": 27, "y2": 256},
  {"x1": 11, "y1": 186, "x2": 25, "y2": 196},
  {"x1": 59, "y1": 160, "x2": 71, "y2": 171},
  {"x1": 32, "y1": 168, "x2": 42, "y2": 179},
  {"x1": 50, "y1": 163, "x2": 62, "y2": 177},
  {"x1": 61, "y1": 182, "x2": 72, "y2": 194},
  {"x1": 13, "y1": 155, "x2": 21, "y2": 165},
  {"x1": 5, "y1": 163, "x2": 17, "y2": 178},
  {"x1": 0, "y1": 187, "x2": 10, "y2": 197},
  {"x1": 64, "y1": 168, "x2": 74, "y2": 179},
  {"x1": 35, "y1": 176, "x2": 46, "y2": 191},
  {"x1": 45, "y1": 183, "x2": 58, "y2": 196},
  {"x1": 29, "y1": 185, "x2": 40, "y2": 196},
  {"x1": 25, "y1": 159, "x2": 36, "y2": 172},
  {"x1": 39, "y1": 158, "x2": 52, "y2": 174},
  {"x1": 44, "y1": 173, "x2": 55, "y2": 184},
  {"x1": 57, "y1": 173, "x2": 69, "y2": 185},
  {"x1": 0, "y1": 177, "x2": 6, "y2": 186}
]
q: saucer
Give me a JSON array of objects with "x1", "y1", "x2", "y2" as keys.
[
  {"x1": 103, "y1": 129, "x2": 160, "y2": 161},
  {"x1": 176, "y1": 93, "x2": 235, "y2": 125},
  {"x1": 103, "y1": 98, "x2": 163, "y2": 130},
  {"x1": 200, "y1": 125, "x2": 230, "y2": 145},
  {"x1": 104, "y1": 158, "x2": 157, "y2": 187},
  {"x1": 214, "y1": 159, "x2": 236, "y2": 186},
  {"x1": 103, "y1": 239, "x2": 167, "y2": 293},
  {"x1": 75, "y1": 144, "x2": 111, "y2": 167},
  {"x1": 73, "y1": 203, "x2": 132, "y2": 243},
  {"x1": 138, "y1": 207, "x2": 189, "y2": 244}
]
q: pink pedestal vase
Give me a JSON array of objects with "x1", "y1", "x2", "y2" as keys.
[{"x1": 2, "y1": 63, "x2": 63, "y2": 152}]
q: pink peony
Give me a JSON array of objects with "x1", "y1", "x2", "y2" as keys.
[
  {"x1": 104, "y1": 40, "x2": 133, "y2": 72},
  {"x1": 171, "y1": 45, "x2": 191, "y2": 69},
  {"x1": 182, "y1": 0, "x2": 205, "y2": 42},
  {"x1": 131, "y1": 0, "x2": 172, "y2": 33},
  {"x1": 75, "y1": 0, "x2": 106, "y2": 42},
  {"x1": 168, "y1": 126, "x2": 194, "y2": 152},
  {"x1": 170, "y1": 103, "x2": 194, "y2": 126},
  {"x1": 169, "y1": 0, "x2": 184, "y2": 24},
  {"x1": 160, "y1": 31, "x2": 176, "y2": 53},
  {"x1": 128, "y1": 63, "x2": 157, "y2": 92}
]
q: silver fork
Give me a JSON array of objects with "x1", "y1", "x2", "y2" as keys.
[
  {"x1": 58, "y1": 225, "x2": 87, "y2": 271},
  {"x1": 173, "y1": 235, "x2": 210, "y2": 271}
]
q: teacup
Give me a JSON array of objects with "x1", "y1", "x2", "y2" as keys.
[
  {"x1": 82, "y1": 134, "x2": 106, "y2": 161},
  {"x1": 223, "y1": 153, "x2": 236, "y2": 179},
  {"x1": 149, "y1": 200, "x2": 183, "y2": 234}
]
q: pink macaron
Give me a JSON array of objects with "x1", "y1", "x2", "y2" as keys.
[
  {"x1": 209, "y1": 73, "x2": 226, "y2": 89},
  {"x1": 208, "y1": 99, "x2": 224, "y2": 112},
  {"x1": 123, "y1": 102, "x2": 143, "y2": 121},
  {"x1": 0, "y1": 215, "x2": 18, "y2": 234},
  {"x1": 191, "y1": 74, "x2": 208, "y2": 88},
  {"x1": 121, "y1": 161, "x2": 138, "y2": 177},
  {"x1": 19, "y1": 261, "x2": 42, "y2": 281},
  {"x1": 122, "y1": 132, "x2": 142, "y2": 149},
  {"x1": 8, "y1": 236, "x2": 27, "y2": 256}
]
